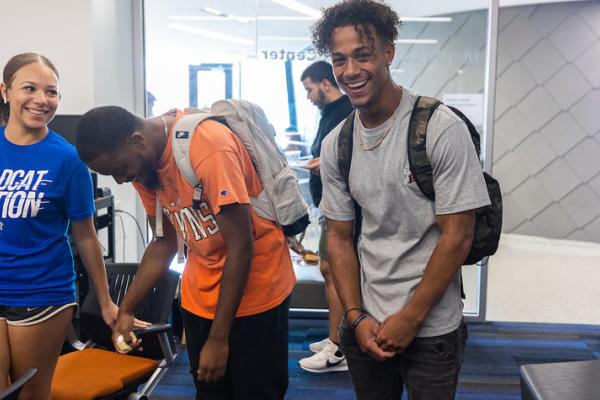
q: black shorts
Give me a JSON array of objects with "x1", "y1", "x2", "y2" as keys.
[
  {"x1": 0, "y1": 303, "x2": 77, "y2": 326},
  {"x1": 181, "y1": 296, "x2": 290, "y2": 400},
  {"x1": 318, "y1": 219, "x2": 328, "y2": 262}
]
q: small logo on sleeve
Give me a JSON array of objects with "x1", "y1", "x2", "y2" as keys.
[
  {"x1": 220, "y1": 191, "x2": 228, "y2": 196},
  {"x1": 403, "y1": 160, "x2": 416, "y2": 184},
  {"x1": 175, "y1": 131, "x2": 189, "y2": 139}
]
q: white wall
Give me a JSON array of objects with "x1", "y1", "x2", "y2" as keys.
[
  {"x1": 0, "y1": 0, "x2": 143, "y2": 263},
  {"x1": 89, "y1": 0, "x2": 147, "y2": 261},
  {"x1": 0, "y1": 0, "x2": 96, "y2": 113}
]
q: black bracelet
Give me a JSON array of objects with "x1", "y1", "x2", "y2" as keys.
[
  {"x1": 351, "y1": 313, "x2": 368, "y2": 333},
  {"x1": 343, "y1": 307, "x2": 362, "y2": 321}
]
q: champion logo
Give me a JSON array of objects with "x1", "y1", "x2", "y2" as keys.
[
  {"x1": 175, "y1": 130, "x2": 189, "y2": 139},
  {"x1": 403, "y1": 160, "x2": 416, "y2": 184}
]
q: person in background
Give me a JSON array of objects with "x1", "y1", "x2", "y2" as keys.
[
  {"x1": 146, "y1": 90, "x2": 156, "y2": 117},
  {"x1": 75, "y1": 104, "x2": 296, "y2": 399},
  {"x1": 298, "y1": 60, "x2": 353, "y2": 373},
  {"x1": 314, "y1": 0, "x2": 491, "y2": 398},
  {"x1": 0, "y1": 53, "x2": 120, "y2": 399}
]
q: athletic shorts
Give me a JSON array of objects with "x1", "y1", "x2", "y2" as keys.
[
  {"x1": 318, "y1": 219, "x2": 328, "y2": 262},
  {"x1": 0, "y1": 303, "x2": 77, "y2": 326}
]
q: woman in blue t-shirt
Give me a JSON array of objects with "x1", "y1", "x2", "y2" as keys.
[{"x1": 0, "y1": 53, "x2": 119, "y2": 399}]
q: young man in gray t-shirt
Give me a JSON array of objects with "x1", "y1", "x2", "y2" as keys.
[{"x1": 312, "y1": 1, "x2": 490, "y2": 399}]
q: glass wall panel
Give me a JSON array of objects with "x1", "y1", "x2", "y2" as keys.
[{"x1": 144, "y1": 0, "x2": 492, "y2": 317}]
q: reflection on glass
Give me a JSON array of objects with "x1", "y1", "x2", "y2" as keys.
[{"x1": 145, "y1": 0, "x2": 490, "y2": 314}]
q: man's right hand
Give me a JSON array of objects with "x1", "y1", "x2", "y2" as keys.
[
  {"x1": 354, "y1": 317, "x2": 397, "y2": 361},
  {"x1": 303, "y1": 157, "x2": 321, "y2": 175},
  {"x1": 112, "y1": 311, "x2": 142, "y2": 353}
]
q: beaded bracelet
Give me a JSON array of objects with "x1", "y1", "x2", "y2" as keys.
[
  {"x1": 351, "y1": 313, "x2": 368, "y2": 333},
  {"x1": 343, "y1": 307, "x2": 362, "y2": 321}
]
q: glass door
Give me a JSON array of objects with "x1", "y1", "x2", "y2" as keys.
[{"x1": 142, "y1": 0, "x2": 498, "y2": 319}]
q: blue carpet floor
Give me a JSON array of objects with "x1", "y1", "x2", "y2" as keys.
[{"x1": 151, "y1": 320, "x2": 600, "y2": 399}]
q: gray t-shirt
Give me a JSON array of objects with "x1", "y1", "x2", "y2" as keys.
[{"x1": 320, "y1": 89, "x2": 491, "y2": 337}]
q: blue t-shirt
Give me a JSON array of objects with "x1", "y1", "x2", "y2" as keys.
[{"x1": 0, "y1": 127, "x2": 95, "y2": 306}]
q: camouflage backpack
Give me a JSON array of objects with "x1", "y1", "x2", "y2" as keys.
[{"x1": 337, "y1": 95, "x2": 502, "y2": 266}]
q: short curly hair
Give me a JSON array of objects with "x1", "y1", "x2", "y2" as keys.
[
  {"x1": 312, "y1": 0, "x2": 401, "y2": 56},
  {"x1": 76, "y1": 106, "x2": 143, "y2": 163}
]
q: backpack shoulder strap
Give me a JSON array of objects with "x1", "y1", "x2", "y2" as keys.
[
  {"x1": 407, "y1": 95, "x2": 442, "y2": 201},
  {"x1": 446, "y1": 105, "x2": 481, "y2": 158},
  {"x1": 336, "y1": 110, "x2": 362, "y2": 246},
  {"x1": 337, "y1": 110, "x2": 356, "y2": 184},
  {"x1": 171, "y1": 112, "x2": 214, "y2": 188}
]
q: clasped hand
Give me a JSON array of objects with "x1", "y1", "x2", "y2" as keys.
[
  {"x1": 110, "y1": 310, "x2": 152, "y2": 353},
  {"x1": 354, "y1": 311, "x2": 420, "y2": 360},
  {"x1": 375, "y1": 310, "x2": 420, "y2": 354}
]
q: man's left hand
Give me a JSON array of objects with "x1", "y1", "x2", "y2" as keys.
[
  {"x1": 375, "y1": 310, "x2": 421, "y2": 353},
  {"x1": 303, "y1": 157, "x2": 321, "y2": 175},
  {"x1": 101, "y1": 301, "x2": 119, "y2": 329},
  {"x1": 198, "y1": 336, "x2": 229, "y2": 382}
]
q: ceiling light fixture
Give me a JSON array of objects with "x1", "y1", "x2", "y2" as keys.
[
  {"x1": 171, "y1": 16, "x2": 253, "y2": 23},
  {"x1": 269, "y1": 0, "x2": 321, "y2": 18},
  {"x1": 395, "y1": 39, "x2": 438, "y2": 44},
  {"x1": 198, "y1": 7, "x2": 252, "y2": 23},
  {"x1": 401, "y1": 17, "x2": 452, "y2": 22},
  {"x1": 201, "y1": 7, "x2": 222, "y2": 16},
  {"x1": 170, "y1": 15, "x2": 451, "y2": 23},
  {"x1": 170, "y1": 15, "x2": 315, "y2": 22},
  {"x1": 259, "y1": 36, "x2": 437, "y2": 44},
  {"x1": 168, "y1": 23, "x2": 254, "y2": 46},
  {"x1": 259, "y1": 36, "x2": 311, "y2": 42},
  {"x1": 258, "y1": 16, "x2": 314, "y2": 21}
]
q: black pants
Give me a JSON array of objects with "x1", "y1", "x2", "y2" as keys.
[
  {"x1": 181, "y1": 296, "x2": 290, "y2": 400},
  {"x1": 339, "y1": 318, "x2": 468, "y2": 400}
]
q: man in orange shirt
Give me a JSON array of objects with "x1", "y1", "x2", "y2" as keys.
[{"x1": 76, "y1": 106, "x2": 296, "y2": 399}]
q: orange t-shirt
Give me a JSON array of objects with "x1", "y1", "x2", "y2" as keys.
[{"x1": 134, "y1": 114, "x2": 295, "y2": 319}]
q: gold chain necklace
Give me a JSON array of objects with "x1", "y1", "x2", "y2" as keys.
[{"x1": 358, "y1": 112, "x2": 395, "y2": 151}]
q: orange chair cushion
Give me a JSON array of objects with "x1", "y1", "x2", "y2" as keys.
[{"x1": 51, "y1": 348, "x2": 159, "y2": 400}]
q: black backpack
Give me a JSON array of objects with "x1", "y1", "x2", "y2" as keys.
[{"x1": 337, "y1": 95, "x2": 502, "y2": 266}]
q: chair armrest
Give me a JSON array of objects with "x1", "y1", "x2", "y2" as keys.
[
  {"x1": 133, "y1": 323, "x2": 172, "y2": 336},
  {"x1": 133, "y1": 323, "x2": 176, "y2": 365}
]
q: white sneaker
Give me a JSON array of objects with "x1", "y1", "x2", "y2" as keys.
[
  {"x1": 308, "y1": 337, "x2": 332, "y2": 353},
  {"x1": 299, "y1": 341, "x2": 348, "y2": 373}
]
